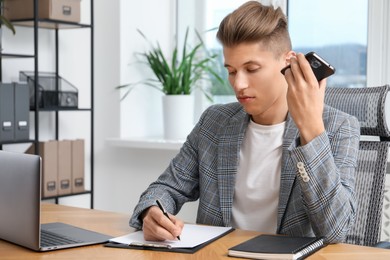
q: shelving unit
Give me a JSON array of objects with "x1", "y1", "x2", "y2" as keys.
[{"x1": 0, "y1": 0, "x2": 94, "y2": 208}]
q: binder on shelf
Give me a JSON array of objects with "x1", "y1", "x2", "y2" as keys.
[
  {"x1": 14, "y1": 83, "x2": 30, "y2": 141},
  {"x1": 26, "y1": 141, "x2": 59, "y2": 197},
  {"x1": 0, "y1": 83, "x2": 15, "y2": 142},
  {"x1": 40, "y1": 141, "x2": 58, "y2": 198},
  {"x1": 71, "y1": 139, "x2": 85, "y2": 193},
  {"x1": 58, "y1": 140, "x2": 72, "y2": 195}
]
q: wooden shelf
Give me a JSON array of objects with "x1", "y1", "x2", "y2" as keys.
[
  {"x1": 0, "y1": 139, "x2": 35, "y2": 145},
  {"x1": 0, "y1": 53, "x2": 35, "y2": 59},
  {"x1": 11, "y1": 18, "x2": 92, "y2": 30},
  {"x1": 30, "y1": 107, "x2": 92, "y2": 112},
  {"x1": 42, "y1": 191, "x2": 91, "y2": 200},
  {"x1": 106, "y1": 137, "x2": 184, "y2": 150}
]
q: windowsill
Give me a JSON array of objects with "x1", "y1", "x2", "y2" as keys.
[{"x1": 106, "y1": 137, "x2": 184, "y2": 150}]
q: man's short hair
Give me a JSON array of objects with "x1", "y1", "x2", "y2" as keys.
[{"x1": 216, "y1": 1, "x2": 292, "y2": 58}]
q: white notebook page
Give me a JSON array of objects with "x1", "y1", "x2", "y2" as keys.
[{"x1": 110, "y1": 224, "x2": 233, "y2": 248}]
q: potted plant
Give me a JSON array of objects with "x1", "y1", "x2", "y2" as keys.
[{"x1": 118, "y1": 28, "x2": 224, "y2": 140}]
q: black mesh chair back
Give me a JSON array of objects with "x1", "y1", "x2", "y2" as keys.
[{"x1": 324, "y1": 85, "x2": 390, "y2": 246}]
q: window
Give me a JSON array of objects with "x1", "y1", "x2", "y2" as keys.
[
  {"x1": 180, "y1": 0, "x2": 389, "y2": 102},
  {"x1": 287, "y1": 0, "x2": 368, "y2": 88}
]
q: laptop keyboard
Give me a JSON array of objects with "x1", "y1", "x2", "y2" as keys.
[{"x1": 41, "y1": 229, "x2": 83, "y2": 247}]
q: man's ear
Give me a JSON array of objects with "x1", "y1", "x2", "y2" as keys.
[{"x1": 285, "y1": 51, "x2": 296, "y2": 66}]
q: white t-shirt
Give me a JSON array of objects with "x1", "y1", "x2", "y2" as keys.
[{"x1": 231, "y1": 119, "x2": 285, "y2": 232}]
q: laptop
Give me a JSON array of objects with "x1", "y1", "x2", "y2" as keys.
[{"x1": 0, "y1": 151, "x2": 112, "y2": 251}]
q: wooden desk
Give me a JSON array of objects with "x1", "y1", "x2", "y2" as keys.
[{"x1": 1, "y1": 203, "x2": 389, "y2": 259}]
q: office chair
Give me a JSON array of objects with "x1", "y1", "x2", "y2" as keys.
[{"x1": 324, "y1": 85, "x2": 390, "y2": 248}]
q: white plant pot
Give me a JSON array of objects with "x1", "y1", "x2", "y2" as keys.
[{"x1": 162, "y1": 95, "x2": 194, "y2": 140}]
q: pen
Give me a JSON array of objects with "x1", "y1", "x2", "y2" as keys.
[{"x1": 156, "y1": 199, "x2": 181, "y2": 240}]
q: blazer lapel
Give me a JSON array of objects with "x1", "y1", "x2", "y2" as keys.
[
  {"x1": 277, "y1": 115, "x2": 300, "y2": 232},
  {"x1": 217, "y1": 109, "x2": 249, "y2": 226}
]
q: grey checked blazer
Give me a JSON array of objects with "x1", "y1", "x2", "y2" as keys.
[{"x1": 130, "y1": 102, "x2": 360, "y2": 243}]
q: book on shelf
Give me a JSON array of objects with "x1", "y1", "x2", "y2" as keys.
[{"x1": 228, "y1": 234, "x2": 325, "y2": 260}]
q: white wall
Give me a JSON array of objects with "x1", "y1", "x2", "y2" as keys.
[{"x1": 118, "y1": 0, "x2": 175, "y2": 138}]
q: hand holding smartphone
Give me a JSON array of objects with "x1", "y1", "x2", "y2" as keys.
[{"x1": 281, "y1": 52, "x2": 336, "y2": 81}]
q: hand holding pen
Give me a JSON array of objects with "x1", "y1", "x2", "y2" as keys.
[
  {"x1": 141, "y1": 199, "x2": 184, "y2": 241},
  {"x1": 156, "y1": 199, "x2": 181, "y2": 240}
]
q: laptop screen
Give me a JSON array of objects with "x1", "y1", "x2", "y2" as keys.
[{"x1": 0, "y1": 151, "x2": 41, "y2": 250}]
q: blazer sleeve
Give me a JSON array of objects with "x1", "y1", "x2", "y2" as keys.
[{"x1": 288, "y1": 111, "x2": 360, "y2": 243}]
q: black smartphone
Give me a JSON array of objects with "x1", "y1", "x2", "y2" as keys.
[{"x1": 281, "y1": 52, "x2": 336, "y2": 81}]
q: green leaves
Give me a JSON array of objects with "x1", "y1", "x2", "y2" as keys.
[{"x1": 118, "y1": 27, "x2": 224, "y2": 100}]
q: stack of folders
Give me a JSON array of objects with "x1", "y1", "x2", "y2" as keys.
[
  {"x1": 228, "y1": 234, "x2": 325, "y2": 260},
  {"x1": 25, "y1": 139, "x2": 85, "y2": 198}
]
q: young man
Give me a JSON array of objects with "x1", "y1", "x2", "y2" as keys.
[{"x1": 129, "y1": 1, "x2": 360, "y2": 244}]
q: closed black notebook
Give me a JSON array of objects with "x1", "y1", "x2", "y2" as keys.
[{"x1": 228, "y1": 234, "x2": 325, "y2": 260}]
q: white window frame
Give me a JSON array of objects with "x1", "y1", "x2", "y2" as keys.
[{"x1": 367, "y1": 0, "x2": 390, "y2": 86}]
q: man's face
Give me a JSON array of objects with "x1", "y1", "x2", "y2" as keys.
[{"x1": 223, "y1": 42, "x2": 290, "y2": 125}]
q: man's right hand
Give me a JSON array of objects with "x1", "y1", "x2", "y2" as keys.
[{"x1": 141, "y1": 206, "x2": 184, "y2": 241}]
